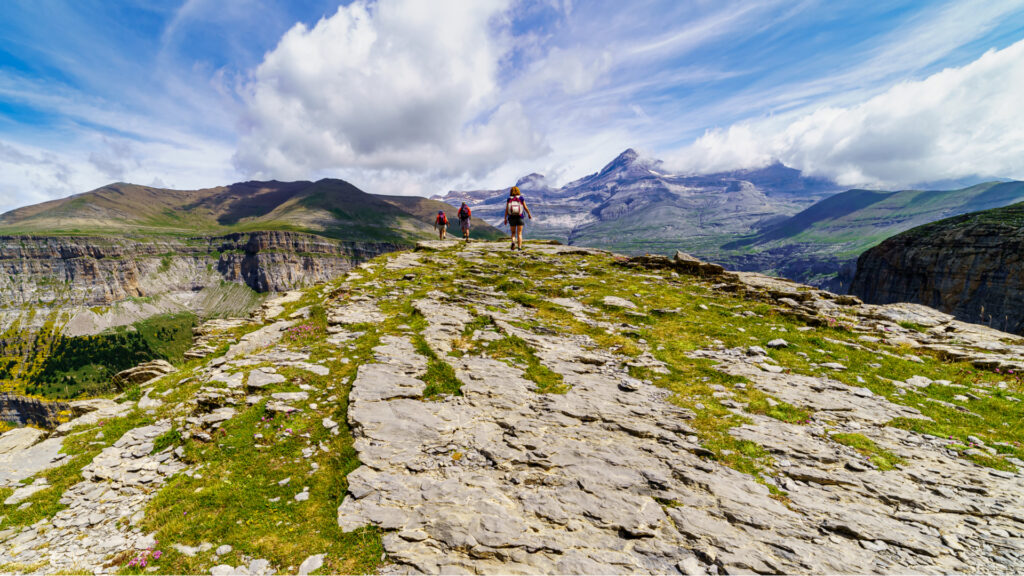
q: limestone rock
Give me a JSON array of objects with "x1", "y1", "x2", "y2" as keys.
[
  {"x1": 601, "y1": 295, "x2": 638, "y2": 309},
  {"x1": 115, "y1": 359, "x2": 176, "y2": 387},
  {"x1": 297, "y1": 554, "x2": 324, "y2": 575},
  {"x1": 0, "y1": 427, "x2": 45, "y2": 455}
]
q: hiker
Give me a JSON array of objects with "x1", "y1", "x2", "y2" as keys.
[
  {"x1": 435, "y1": 210, "x2": 449, "y2": 240},
  {"x1": 458, "y1": 202, "x2": 472, "y2": 240},
  {"x1": 503, "y1": 186, "x2": 532, "y2": 250}
]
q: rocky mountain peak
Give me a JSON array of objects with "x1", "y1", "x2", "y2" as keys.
[
  {"x1": 614, "y1": 147, "x2": 639, "y2": 163},
  {"x1": 597, "y1": 147, "x2": 642, "y2": 175},
  {"x1": 514, "y1": 172, "x2": 550, "y2": 190}
]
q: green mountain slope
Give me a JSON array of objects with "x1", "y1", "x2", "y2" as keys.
[
  {"x1": 714, "y1": 181, "x2": 1024, "y2": 290},
  {"x1": 0, "y1": 179, "x2": 504, "y2": 242}
]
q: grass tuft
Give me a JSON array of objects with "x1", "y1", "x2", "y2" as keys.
[{"x1": 831, "y1": 432, "x2": 905, "y2": 471}]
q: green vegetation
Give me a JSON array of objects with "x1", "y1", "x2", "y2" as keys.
[
  {"x1": 831, "y1": 432, "x2": 905, "y2": 471},
  {"x1": 412, "y1": 333, "x2": 464, "y2": 399},
  {"x1": 129, "y1": 293, "x2": 387, "y2": 575},
  {"x1": 139, "y1": 399, "x2": 382, "y2": 575},
  {"x1": 745, "y1": 396, "x2": 814, "y2": 424},
  {"x1": 283, "y1": 304, "x2": 328, "y2": 346},
  {"x1": 22, "y1": 313, "x2": 197, "y2": 399},
  {"x1": 484, "y1": 334, "x2": 567, "y2": 394},
  {"x1": 898, "y1": 321, "x2": 927, "y2": 333},
  {"x1": 158, "y1": 252, "x2": 174, "y2": 272}
]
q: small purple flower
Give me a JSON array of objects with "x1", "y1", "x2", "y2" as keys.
[{"x1": 153, "y1": 550, "x2": 162, "y2": 560}]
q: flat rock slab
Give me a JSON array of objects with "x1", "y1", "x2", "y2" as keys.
[
  {"x1": 601, "y1": 295, "x2": 638, "y2": 309},
  {"x1": 227, "y1": 320, "x2": 293, "y2": 359},
  {"x1": 247, "y1": 368, "x2": 287, "y2": 389},
  {"x1": 0, "y1": 434, "x2": 65, "y2": 486},
  {"x1": 328, "y1": 300, "x2": 386, "y2": 325},
  {"x1": 0, "y1": 427, "x2": 45, "y2": 455}
]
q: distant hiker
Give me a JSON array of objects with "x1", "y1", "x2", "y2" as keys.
[
  {"x1": 503, "y1": 186, "x2": 532, "y2": 250},
  {"x1": 435, "y1": 210, "x2": 449, "y2": 240},
  {"x1": 458, "y1": 202, "x2": 472, "y2": 240}
]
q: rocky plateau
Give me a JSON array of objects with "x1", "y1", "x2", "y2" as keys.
[{"x1": 0, "y1": 240, "x2": 1022, "y2": 575}]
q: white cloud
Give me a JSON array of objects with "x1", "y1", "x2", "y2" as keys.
[
  {"x1": 667, "y1": 39, "x2": 1024, "y2": 187},
  {"x1": 88, "y1": 137, "x2": 138, "y2": 180},
  {"x1": 0, "y1": 135, "x2": 237, "y2": 213},
  {"x1": 234, "y1": 0, "x2": 548, "y2": 185}
]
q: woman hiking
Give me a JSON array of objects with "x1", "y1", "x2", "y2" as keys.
[
  {"x1": 503, "y1": 186, "x2": 532, "y2": 250},
  {"x1": 434, "y1": 210, "x2": 449, "y2": 240},
  {"x1": 457, "y1": 202, "x2": 472, "y2": 241}
]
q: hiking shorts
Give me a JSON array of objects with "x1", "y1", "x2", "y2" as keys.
[
  {"x1": 459, "y1": 217, "x2": 471, "y2": 231},
  {"x1": 508, "y1": 214, "x2": 525, "y2": 227}
]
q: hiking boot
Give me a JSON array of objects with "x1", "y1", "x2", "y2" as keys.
[{"x1": 510, "y1": 242, "x2": 516, "y2": 250}]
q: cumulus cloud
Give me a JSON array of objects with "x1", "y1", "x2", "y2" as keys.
[
  {"x1": 234, "y1": 0, "x2": 548, "y2": 184},
  {"x1": 667, "y1": 39, "x2": 1024, "y2": 187}
]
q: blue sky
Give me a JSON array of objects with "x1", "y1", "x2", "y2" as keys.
[{"x1": 1, "y1": 0, "x2": 1023, "y2": 210}]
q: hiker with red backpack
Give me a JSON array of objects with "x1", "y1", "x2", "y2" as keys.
[
  {"x1": 458, "y1": 202, "x2": 472, "y2": 241},
  {"x1": 435, "y1": 210, "x2": 449, "y2": 240},
  {"x1": 503, "y1": 186, "x2": 532, "y2": 250}
]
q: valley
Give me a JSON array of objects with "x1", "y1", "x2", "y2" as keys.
[{"x1": 0, "y1": 179, "x2": 502, "y2": 406}]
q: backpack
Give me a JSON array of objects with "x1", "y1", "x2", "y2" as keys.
[
  {"x1": 507, "y1": 198, "x2": 523, "y2": 216},
  {"x1": 458, "y1": 205, "x2": 471, "y2": 219},
  {"x1": 436, "y1": 211, "x2": 447, "y2": 225}
]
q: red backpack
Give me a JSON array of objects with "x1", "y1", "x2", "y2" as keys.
[
  {"x1": 507, "y1": 197, "x2": 524, "y2": 216},
  {"x1": 458, "y1": 205, "x2": 471, "y2": 219},
  {"x1": 436, "y1": 211, "x2": 448, "y2": 225}
]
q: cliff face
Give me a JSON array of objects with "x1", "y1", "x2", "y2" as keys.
[
  {"x1": 0, "y1": 393, "x2": 70, "y2": 427},
  {"x1": 850, "y1": 203, "x2": 1024, "y2": 334},
  {"x1": 0, "y1": 232, "x2": 403, "y2": 307}
]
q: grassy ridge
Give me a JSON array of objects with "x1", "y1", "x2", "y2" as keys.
[{"x1": 0, "y1": 179, "x2": 505, "y2": 243}]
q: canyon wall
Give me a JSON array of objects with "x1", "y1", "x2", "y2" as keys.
[
  {"x1": 0, "y1": 232, "x2": 403, "y2": 307},
  {"x1": 851, "y1": 204, "x2": 1024, "y2": 334}
]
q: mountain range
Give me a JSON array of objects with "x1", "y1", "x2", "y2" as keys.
[
  {"x1": 437, "y1": 149, "x2": 840, "y2": 253},
  {"x1": 0, "y1": 178, "x2": 501, "y2": 340},
  {"x1": 438, "y1": 150, "x2": 1024, "y2": 289},
  {"x1": 0, "y1": 179, "x2": 501, "y2": 243}
]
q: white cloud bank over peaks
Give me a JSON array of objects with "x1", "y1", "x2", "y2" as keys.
[
  {"x1": 234, "y1": 0, "x2": 547, "y2": 192},
  {"x1": 668, "y1": 38, "x2": 1024, "y2": 188}
]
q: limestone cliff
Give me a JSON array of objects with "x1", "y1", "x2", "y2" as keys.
[
  {"x1": 0, "y1": 232, "x2": 402, "y2": 308},
  {"x1": 851, "y1": 202, "x2": 1024, "y2": 334},
  {"x1": 0, "y1": 393, "x2": 70, "y2": 428}
]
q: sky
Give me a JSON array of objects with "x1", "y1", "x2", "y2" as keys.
[{"x1": 1, "y1": 0, "x2": 1024, "y2": 211}]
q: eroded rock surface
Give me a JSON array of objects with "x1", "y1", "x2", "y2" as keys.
[
  {"x1": 0, "y1": 423, "x2": 184, "y2": 572},
  {"x1": 336, "y1": 242, "x2": 1024, "y2": 575}
]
